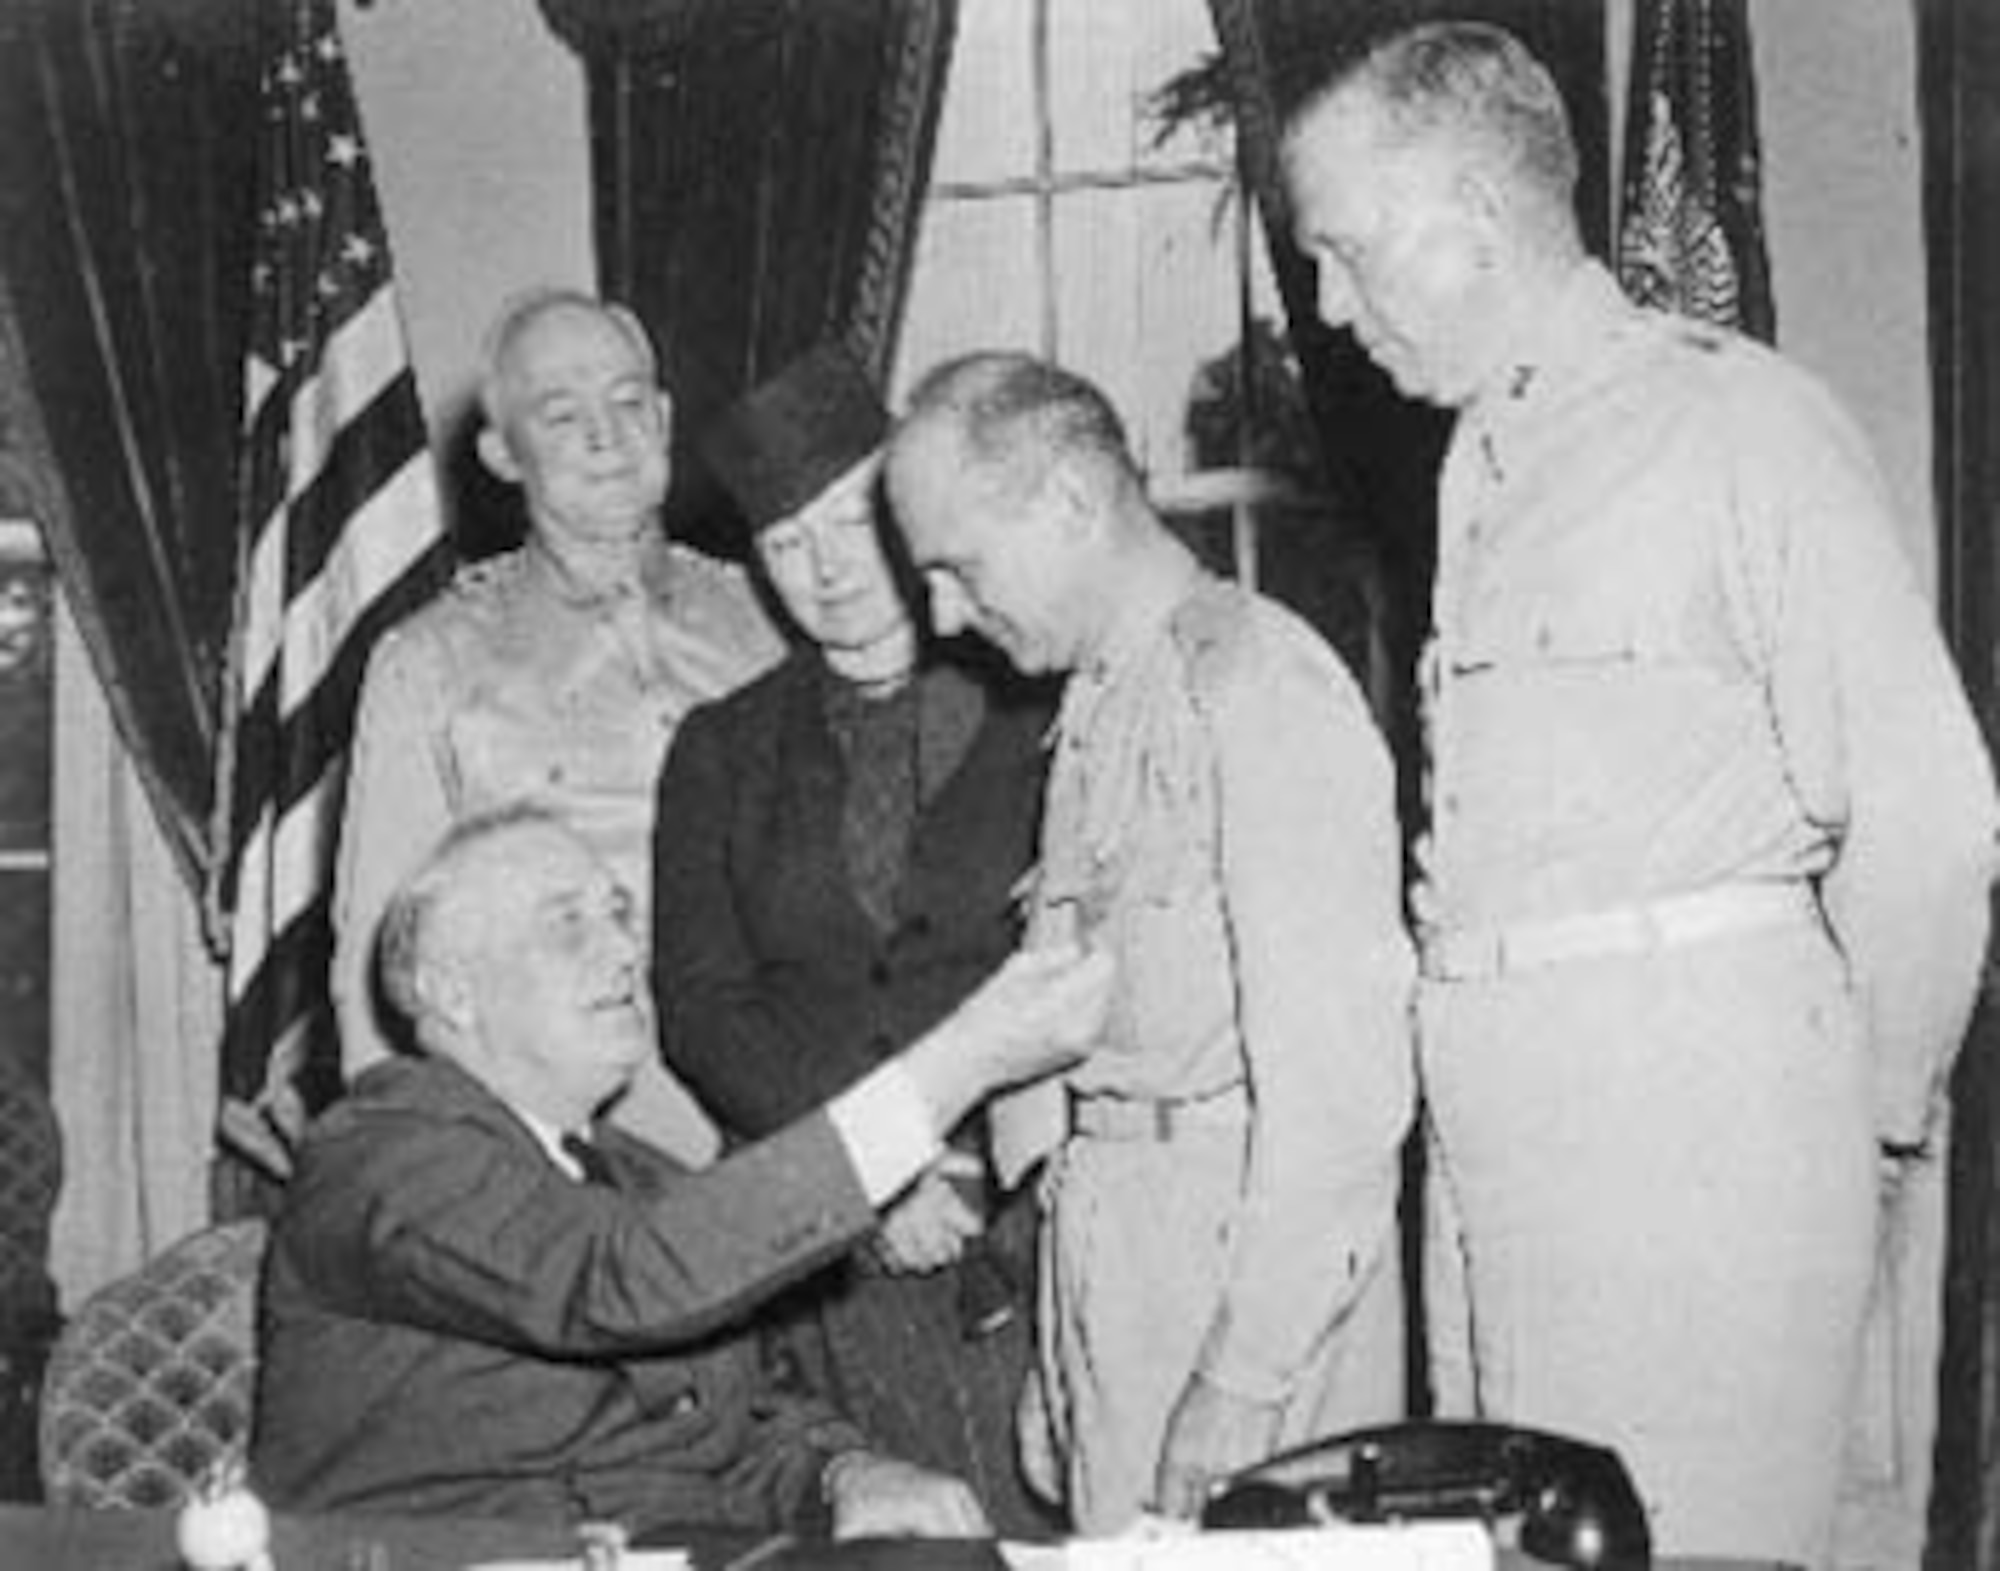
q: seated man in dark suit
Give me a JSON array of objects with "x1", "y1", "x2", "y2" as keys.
[{"x1": 253, "y1": 803, "x2": 1111, "y2": 1540}]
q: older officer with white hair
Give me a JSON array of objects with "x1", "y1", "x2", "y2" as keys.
[{"x1": 334, "y1": 287, "x2": 784, "y2": 1161}]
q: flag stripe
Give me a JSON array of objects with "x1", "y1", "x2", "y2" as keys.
[
  {"x1": 280, "y1": 531, "x2": 437, "y2": 838},
  {"x1": 224, "y1": 515, "x2": 440, "y2": 887},
  {"x1": 244, "y1": 287, "x2": 420, "y2": 508},
  {"x1": 216, "y1": 0, "x2": 451, "y2": 1115},
  {"x1": 280, "y1": 456, "x2": 442, "y2": 713},
  {"x1": 227, "y1": 769, "x2": 339, "y2": 994},
  {"x1": 221, "y1": 910, "x2": 337, "y2": 1107},
  {"x1": 244, "y1": 437, "x2": 439, "y2": 706}
]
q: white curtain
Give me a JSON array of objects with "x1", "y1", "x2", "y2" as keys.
[{"x1": 46, "y1": 599, "x2": 221, "y2": 1309}]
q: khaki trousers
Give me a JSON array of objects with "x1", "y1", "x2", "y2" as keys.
[
  {"x1": 1419, "y1": 922, "x2": 1875, "y2": 1566},
  {"x1": 1029, "y1": 1124, "x2": 1405, "y2": 1534}
]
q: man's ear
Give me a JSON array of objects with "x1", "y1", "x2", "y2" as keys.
[
  {"x1": 1043, "y1": 459, "x2": 1102, "y2": 541},
  {"x1": 476, "y1": 425, "x2": 521, "y2": 484},
  {"x1": 415, "y1": 955, "x2": 478, "y2": 1042}
]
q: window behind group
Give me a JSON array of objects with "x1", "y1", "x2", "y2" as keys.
[{"x1": 892, "y1": 0, "x2": 1389, "y2": 713}]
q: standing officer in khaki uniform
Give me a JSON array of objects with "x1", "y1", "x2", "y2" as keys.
[
  {"x1": 335, "y1": 288, "x2": 785, "y2": 1161},
  {"x1": 1283, "y1": 23, "x2": 1998, "y2": 1565},
  {"x1": 886, "y1": 352, "x2": 1415, "y2": 1534}
]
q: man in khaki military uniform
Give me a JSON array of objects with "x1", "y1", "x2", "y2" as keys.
[
  {"x1": 886, "y1": 352, "x2": 1416, "y2": 1534},
  {"x1": 1283, "y1": 23, "x2": 1998, "y2": 1564},
  {"x1": 334, "y1": 288, "x2": 784, "y2": 1161}
]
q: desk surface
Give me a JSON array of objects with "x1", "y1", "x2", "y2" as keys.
[
  {"x1": 0, "y1": 1505, "x2": 1791, "y2": 1571},
  {"x1": 0, "y1": 1503, "x2": 575, "y2": 1569},
  {"x1": 0, "y1": 1505, "x2": 1014, "y2": 1570}
]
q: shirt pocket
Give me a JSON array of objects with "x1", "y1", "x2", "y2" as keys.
[
  {"x1": 1101, "y1": 797, "x2": 1232, "y2": 1068},
  {"x1": 446, "y1": 698, "x2": 574, "y2": 812},
  {"x1": 1448, "y1": 567, "x2": 1686, "y2": 678},
  {"x1": 448, "y1": 685, "x2": 667, "y2": 816}
]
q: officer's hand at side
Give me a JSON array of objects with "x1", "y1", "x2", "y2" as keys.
[
  {"x1": 1153, "y1": 1372, "x2": 1284, "y2": 1522},
  {"x1": 824, "y1": 1451, "x2": 992, "y2": 1540}
]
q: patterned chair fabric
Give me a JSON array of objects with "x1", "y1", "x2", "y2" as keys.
[{"x1": 38, "y1": 1219, "x2": 267, "y2": 1509}]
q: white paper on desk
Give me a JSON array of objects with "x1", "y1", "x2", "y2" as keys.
[
  {"x1": 459, "y1": 1553, "x2": 691, "y2": 1571},
  {"x1": 1011, "y1": 1520, "x2": 1494, "y2": 1571}
]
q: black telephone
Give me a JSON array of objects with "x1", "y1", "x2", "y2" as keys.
[{"x1": 1200, "y1": 1420, "x2": 1651, "y2": 1571}]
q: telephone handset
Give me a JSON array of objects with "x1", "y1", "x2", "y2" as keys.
[{"x1": 1199, "y1": 1420, "x2": 1652, "y2": 1571}]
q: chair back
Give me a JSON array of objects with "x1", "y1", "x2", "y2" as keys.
[{"x1": 38, "y1": 1218, "x2": 267, "y2": 1509}]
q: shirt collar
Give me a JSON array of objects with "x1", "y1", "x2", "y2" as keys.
[
  {"x1": 507, "y1": 1100, "x2": 590, "y2": 1182},
  {"x1": 1466, "y1": 258, "x2": 1633, "y2": 415},
  {"x1": 524, "y1": 527, "x2": 674, "y2": 612},
  {"x1": 1075, "y1": 545, "x2": 1204, "y2": 690}
]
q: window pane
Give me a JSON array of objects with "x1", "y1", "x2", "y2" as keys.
[
  {"x1": 1047, "y1": 0, "x2": 1137, "y2": 175},
  {"x1": 932, "y1": 0, "x2": 1038, "y2": 187},
  {"x1": 1048, "y1": 0, "x2": 1223, "y2": 175},
  {"x1": 1051, "y1": 181, "x2": 1241, "y2": 483},
  {"x1": 893, "y1": 195, "x2": 1045, "y2": 400}
]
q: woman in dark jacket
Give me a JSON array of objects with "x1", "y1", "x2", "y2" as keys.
[{"x1": 652, "y1": 344, "x2": 1055, "y2": 1537}]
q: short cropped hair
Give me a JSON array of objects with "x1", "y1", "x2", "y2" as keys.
[
  {"x1": 476, "y1": 286, "x2": 659, "y2": 432},
  {"x1": 375, "y1": 802, "x2": 569, "y2": 1044},
  {"x1": 901, "y1": 351, "x2": 1143, "y2": 505},
  {"x1": 1287, "y1": 21, "x2": 1579, "y2": 215}
]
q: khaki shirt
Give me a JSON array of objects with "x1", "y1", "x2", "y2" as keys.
[
  {"x1": 1023, "y1": 570, "x2": 1414, "y2": 1400},
  {"x1": 332, "y1": 535, "x2": 783, "y2": 1074},
  {"x1": 1420, "y1": 261, "x2": 1998, "y2": 1143}
]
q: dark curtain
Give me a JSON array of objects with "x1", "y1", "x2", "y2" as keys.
[
  {"x1": 1920, "y1": 0, "x2": 2000, "y2": 1565},
  {"x1": 538, "y1": 0, "x2": 957, "y2": 560},
  {"x1": 1204, "y1": 0, "x2": 1607, "y2": 828},
  {"x1": 0, "y1": 1, "x2": 262, "y2": 890}
]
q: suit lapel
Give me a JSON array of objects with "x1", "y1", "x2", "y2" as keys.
[{"x1": 914, "y1": 661, "x2": 987, "y2": 805}]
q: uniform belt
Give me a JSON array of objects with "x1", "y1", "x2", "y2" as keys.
[
  {"x1": 1420, "y1": 882, "x2": 1817, "y2": 983},
  {"x1": 1068, "y1": 1084, "x2": 1249, "y2": 1142}
]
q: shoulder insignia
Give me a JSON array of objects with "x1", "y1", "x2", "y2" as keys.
[
  {"x1": 656, "y1": 541, "x2": 762, "y2": 612},
  {"x1": 666, "y1": 541, "x2": 746, "y2": 585},
  {"x1": 450, "y1": 552, "x2": 519, "y2": 598},
  {"x1": 398, "y1": 552, "x2": 524, "y2": 646}
]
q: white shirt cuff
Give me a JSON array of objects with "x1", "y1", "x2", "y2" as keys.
[{"x1": 827, "y1": 1059, "x2": 942, "y2": 1205}]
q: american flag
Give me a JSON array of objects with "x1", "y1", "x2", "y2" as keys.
[
  {"x1": 1614, "y1": 0, "x2": 1775, "y2": 341},
  {"x1": 212, "y1": 0, "x2": 451, "y2": 1173}
]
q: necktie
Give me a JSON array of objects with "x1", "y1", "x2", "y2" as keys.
[
  {"x1": 562, "y1": 1132, "x2": 619, "y2": 1189},
  {"x1": 835, "y1": 680, "x2": 921, "y2": 934}
]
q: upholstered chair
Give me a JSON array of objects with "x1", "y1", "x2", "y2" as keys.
[{"x1": 38, "y1": 1219, "x2": 266, "y2": 1509}]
